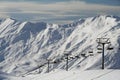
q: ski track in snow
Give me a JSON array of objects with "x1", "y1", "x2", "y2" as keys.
[{"x1": 91, "y1": 70, "x2": 114, "y2": 80}]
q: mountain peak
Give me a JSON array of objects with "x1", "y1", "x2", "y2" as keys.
[
  {"x1": 5, "y1": 17, "x2": 17, "y2": 21},
  {"x1": 93, "y1": 15, "x2": 120, "y2": 21}
]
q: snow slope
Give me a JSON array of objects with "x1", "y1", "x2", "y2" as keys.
[
  {"x1": 1, "y1": 70, "x2": 120, "y2": 80},
  {"x1": 22, "y1": 70, "x2": 120, "y2": 80},
  {"x1": 0, "y1": 15, "x2": 120, "y2": 76}
]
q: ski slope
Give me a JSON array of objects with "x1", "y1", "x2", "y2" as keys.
[{"x1": 1, "y1": 70, "x2": 120, "y2": 80}]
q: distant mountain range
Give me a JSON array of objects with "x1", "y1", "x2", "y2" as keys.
[{"x1": 0, "y1": 15, "x2": 120, "y2": 75}]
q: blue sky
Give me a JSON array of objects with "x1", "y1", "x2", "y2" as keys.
[{"x1": 0, "y1": 0, "x2": 120, "y2": 24}]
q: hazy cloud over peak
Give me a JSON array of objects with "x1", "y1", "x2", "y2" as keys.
[{"x1": 0, "y1": 0, "x2": 120, "y2": 24}]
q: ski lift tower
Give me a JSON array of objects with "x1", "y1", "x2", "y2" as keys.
[
  {"x1": 46, "y1": 58, "x2": 52, "y2": 73},
  {"x1": 64, "y1": 51, "x2": 71, "y2": 71},
  {"x1": 96, "y1": 38, "x2": 111, "y2": 69}
]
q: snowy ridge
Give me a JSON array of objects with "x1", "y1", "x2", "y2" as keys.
[{"x1": 0, "y1": 15, "x2": 120, "y2": 76}]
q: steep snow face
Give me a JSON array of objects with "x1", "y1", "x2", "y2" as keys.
[{"x1": 0, "y1": 15, "x2": 120, "y2": 75}]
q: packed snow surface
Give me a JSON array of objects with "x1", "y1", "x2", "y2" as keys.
[{"x1": 1, "y1": 70, "x2": 120, "y2": 80}]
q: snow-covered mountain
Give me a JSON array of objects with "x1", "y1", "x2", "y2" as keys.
[{"x1": 0, "y1": 15, "x2": 120, "y2": 76}]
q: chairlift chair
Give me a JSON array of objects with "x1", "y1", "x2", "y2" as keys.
[
  {"x1": 89, "y1": 51, "x2": 93, "y2": 53},
  {"x1": 89, "y1": 51, "x2": 94, "y2": 56},
  {"x1": 107, "y1": 47, "x2": 114, "y2": 50},
  {"x1": 89, "y1": 53, "x2": 94, "y2": 56},
  {"x1": 53, "y1": 61, "x2": 57, "y2": 64},
  {"x1": 88, "y1": 49, "x2": 94, "y2": 56},
  {"x1": 38, "y1": 65, "x2": 43, "y2": 68},
  {"x1": 65, "y1": 57, "x2": 69, "y2": 59},
  {"x1": 97, "y1": 47, "x2": 103, "y2": 50},
  {"x1": 75, "y1": 55, "x2": 80, "y2": 58},
  {"x1": 70, "y1": 57, "x2": 75, "y2": 59},
  {"x1": 81, "y1": 53, "x2": 86, "y2": 57},
  {"x1": 97, "y1": 44, "x2": 103, "y2": 50},
  {"x1": 107, "y1": 44, "x2": 114, "y2": 50},
  {"x1": 97, "y1": 51, "x2": 102, "y2": 54}
]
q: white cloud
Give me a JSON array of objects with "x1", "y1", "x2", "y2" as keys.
[
  {"x1": 0, "y1": 1, "x2": 120, "y2": 13},
  {"x1": 0, "y1": 1, "x2": 119, "y2": 24}
]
